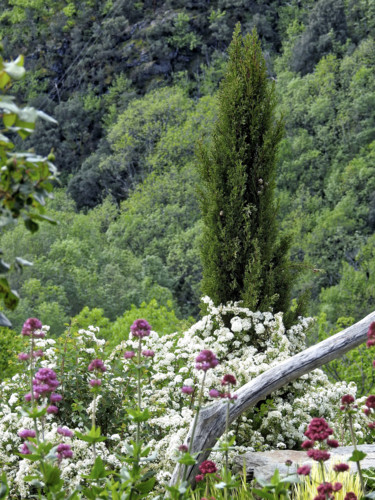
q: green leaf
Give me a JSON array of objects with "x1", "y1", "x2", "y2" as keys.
[
  {"x1": 177, "y1": 452, "x2": 196, "y2": 466},
  {"x1": 75, "y1": 426, "x2": 107, "y2": 444},
  {"x1": 126, "y1": 408, "x2": 150, "y2": 422},
  {"x1": 250, "y1": 488, "x2": 274, "y2": 499},
  {"x1": 349, "y1": 450, "x2": 367, "y2": 462},
  {"x1": 3, "y1": 113, "x2": 16, "y2": 127},
  {"x1": 136, "y1": 477, "x2": 156, "y2": 494},
  {"x1": 24, "y1": 218, "x2": 39, "y2": 233}
]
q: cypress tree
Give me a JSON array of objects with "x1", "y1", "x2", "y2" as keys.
[{"x1": 198, "y1": 24, "x2": 305, "y2": 326}]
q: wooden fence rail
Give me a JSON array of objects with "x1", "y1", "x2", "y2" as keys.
[{"x1": 170, "y1": 310, "x2": 375, "y2": 487}]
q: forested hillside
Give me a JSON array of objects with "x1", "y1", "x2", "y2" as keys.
[{"x1": 1, "y1": 0, "x2": 375, "y2": 359}]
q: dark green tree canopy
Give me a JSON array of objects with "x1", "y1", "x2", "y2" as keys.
[{"x1": 198, "y1": 24, "x2": 304, "y2": 325}]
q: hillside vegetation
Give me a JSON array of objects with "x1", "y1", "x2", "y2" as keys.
[{"x1": 1, "y1": 0, "x2": 375, "y2": 389}]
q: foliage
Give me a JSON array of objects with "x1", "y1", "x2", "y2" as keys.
[
  {"x1": 198, "y1": 25, "x2": 305, "y2": 328},
  {"x1": 0, "y1": 48, "x2": 57, "y2": 326}
]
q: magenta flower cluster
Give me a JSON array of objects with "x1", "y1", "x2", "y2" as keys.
[
  {"x1": 130, "y1": 319, "x2": 151, "y2": 338},
  {"x1": 22, "y1": 317, "x2": 44, "y2": 337},
  {"x1": 195, "y1": 460, "x2": 218, "y2": 482},
  {"x1": 25, "y1": 368, "x2": 62, "y2": 414},
  {"x1": 88, "y1": 359, "x2": 106, "y2": 373},
  {"x1": 209, "y1": 374, "x2": 238, "y2": 400},
  {"x1": 195, "y1": 350, "x2": 219, "y2": 371},
  {"x1": 57, "y1": 443, "x2": 73, "y2": 460}
]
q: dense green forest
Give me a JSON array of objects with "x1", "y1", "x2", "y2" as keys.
[{"x1": 1, "y1": 0, "x2": 375, "y2": 382}]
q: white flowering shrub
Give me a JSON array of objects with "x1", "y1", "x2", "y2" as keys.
[{"x1": 0, "y1": 298, "x2": 367, "y2": 496}]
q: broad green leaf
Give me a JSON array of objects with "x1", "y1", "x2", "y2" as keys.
[
  {"x1": 3, "y1": 113, "x2": 16, "y2": 127},
  {"x1": 349, "y1": 450, "x2": 367, "y2": 462}
]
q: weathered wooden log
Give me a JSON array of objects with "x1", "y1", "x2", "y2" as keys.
[{"x1": 170, "y1": 310, "x2": 375, "y2": 487}]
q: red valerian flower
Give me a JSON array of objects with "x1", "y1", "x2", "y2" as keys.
[
  {"x1": 221, "y1": 374, "x2": 237, "y2": 386},
  {"x1": 181, "y1": 386, "x2": 194, "y2": 394},
  {"x1": 195, "y1": 350, "x2": 219, "y2": 371},
  {"x1": 366, "y1": 395, "x2": 375, "y2": 409},
  {"x1": 88, "y1": 359, "x2": 106, "y2": 373},
  {"x1": 195, "y1": 474, "x2": 204, "y2": 482},
  {"x1": 199, "y1": 460, "x2": 218, "y2": 475},
  {"x1": 22, "y1": 317, "x2": 43, "y2": 336},
  {"x1": 304, "y1": 417, "x2": 333, "y2": 441},
  {"x1": 341, "y1": 394, "x2": 355, "y2": 406},
  {"x1": 327, "y1": 439, "x2": 339, "y2": 448},
  {"x1": 344, "y1": 493, "x2": 357, "y2": 500},
  {"x1": 333, "y1": 463, "x2": 349, "y2": 472},
  {"x1": 57, "y1": 443, "x2": 73, "y2": 460},
  {"x1": 130, "y1": 319, "x2": 151, "y2": 338},
  {"x1": 307, "y1": 449, "x2": 330, "y2": 462},
  {"x1": 317, "y1": 482, "x2": 333, "y2": 495},
  {"x1": 297, "y1": 465, "x2": 311, "y2": 475},
  {"x1": 301, "y1": 440, "x2": 315, "y2": 449}
]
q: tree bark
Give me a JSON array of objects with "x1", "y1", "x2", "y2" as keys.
[{"x1": 170, "y1": 310, "x2": 375, "y2": 487}]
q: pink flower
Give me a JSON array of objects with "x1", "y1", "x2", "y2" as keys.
[
  {"x1": 221, "y1": 374, "x2": 237, "y2": 386},
  {"x1": 195, "y1": 474, "x2": 204, "y2": 482},
  {"x1": 142, "y1": 349, "x2": 155, "y2": 357},
  {"x1": 178, "y1": 444, "x2": 188, "y2": 453},
  {"x1": 327, "y1": 439, "x2": 339, "y2": 448},
  {"x1": 209, "y1": 389, "x2": 220, "y2": 398},
  {"x1": 344, "y1": 493, "x2": 357, "y2": 500},
  {"x1": 57, "y1": 443, "x2": 73, "y2": 460},
  {"x1": 304, "y1": 417, "x2": 333, "y2": 441},
  {"x1": 333, "y1": 463, "x2": 349, "y2": 472},
  {"x1": 124, "y1": 351, "x2": 135, "y2": 359},
  {"x1": 90, "y1": 379, "x2": 102, "y2": 387},
  {"x1": 333, "y1": 482, "x2": 343, "y2": 492},
  {"x1": 46, "y1": 405, "x2": 59, "y2": 414},
  {"x1": 199, "y1": 460, "x2": 217, "y2": 475},
  {"x1": 307, "y1": 449, "x2": 330, "y2": 462},
  {"x1": 18, "y1": 429, "x2": 36, "y2": 439},
  {"x1": 368, "y1": 422, "x2": 375, "y2": 429},
  {"x1": 22, "y1": 318, "x2": 42, "y2": 336},
  {"x1": 301, "y1": 440, "x2": 315, "y2": 449},
  {"x1": 18, "y1": 353, "x2": 29, "y2": 361},
  {"x1": 50, "y1": 393, "x2": 62, "y2": 403},
  {"x1": 195, "y1": 350, "x2": 219, "y2": 371},
  {"x1": 317, "y1": 482, "x2": 333, "y2": 495},
  {"x1": 297, "y1": 465, "x2": 311, "y2": 475},
  {"x1": 341, "y1": 394, "x2": 355, "y2": 406},
  {"x1": 19, "y1": 443, "x2": 31, "y2": 455},
  {"x1": 181, "y1": 386, "x2": 194, "y2": 394},
  {"x1": 130, "y1": 319, "x2": 151, "y2": 338},
  {"x1": 366, "y1": 395, "x2": 375, "y2": 409},
  {"x1": 88, "y1": 359, "x2": 106, "y2": 373},
  {"x1": 57, "y1": 427, "x2": 73, "y2": 438}
]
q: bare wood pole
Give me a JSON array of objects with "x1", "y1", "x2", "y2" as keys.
[{"x1": 170, "y1": 310, "x2": 375, "y2": 487}]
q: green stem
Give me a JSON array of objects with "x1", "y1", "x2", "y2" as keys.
[
  {"x1": 92, "y1": 394, "x2": 97, "y2": 461},
  {"x1": 29, "y1": 337, "x2": 39, "y2": 442},
  {"x1": 182, "y1": 371, "x2": 207, "y2": 482},
  {"x1": 136, "y1": 337, "x2": 142, "y2": 464},
  {"x1": 348, "y1": 413, "x2": 365, "y2": 495}
]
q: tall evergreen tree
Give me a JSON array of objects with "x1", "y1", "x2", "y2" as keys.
[{"x1": 198, "y1": 24, "x2": 305, "y2": 326}]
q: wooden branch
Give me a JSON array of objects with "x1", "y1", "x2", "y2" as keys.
[{"x1": 170, "y1": 310, "x2": 375, "y2": 487}]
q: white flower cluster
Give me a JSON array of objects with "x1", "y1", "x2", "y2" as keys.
[{"x1": 0, "y1": 301, "x2": 363, "y2": 494}]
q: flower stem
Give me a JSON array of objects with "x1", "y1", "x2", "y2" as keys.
[
  {"x1": 136, "y1": 337, "x2": 142, "y2": 464},
  {"x1": 182, "y1": 371, "x2": 207, "y2": 482},
  {"x1": 29, "y1": 337, "x2": 39, "y2": 442},
  {"x1": 92, "y1": 394, "x2": 97, "y2": 461},
  {"x1": 348, "y1": 413, "x2": 365, "y2": 495}
]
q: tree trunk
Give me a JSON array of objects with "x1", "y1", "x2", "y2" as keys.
[{"x1": 170, "y1": 310, "x2": 375, "y2": 487}]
